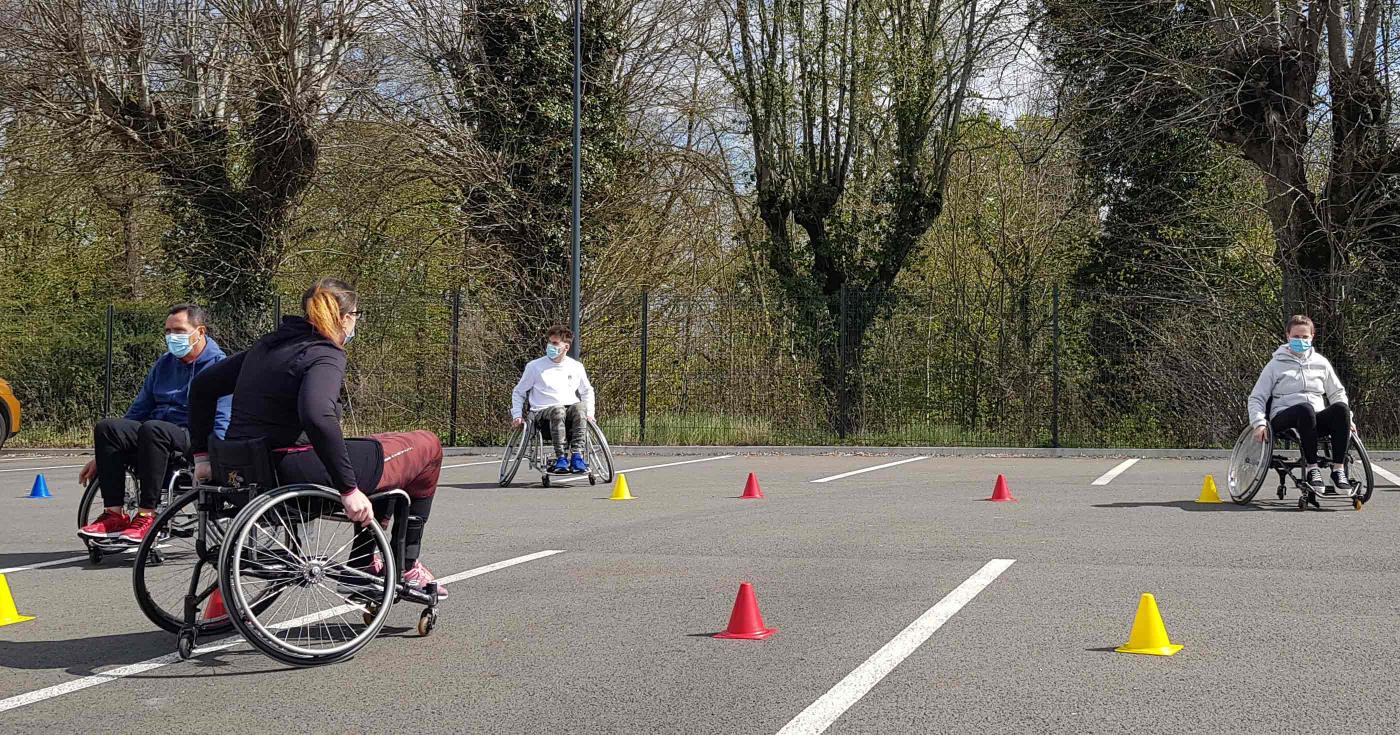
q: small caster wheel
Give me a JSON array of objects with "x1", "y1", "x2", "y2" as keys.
[
  {"x1": 362, "y1": 605, "x2": 380, "y2": 626},
  {"x1": 1297, "y1": 495, "x2": 1307, "y2": 510},
  {"x1": 87, "y1": 546, "x2": 103, "y2": 565},
  {"x1": 589, "y1": 475, "x2": 597, "y2": 486},
  {"x1": 149, "y1": 549, "x2": 165, "y2": 567},
  {"x1": 1353, "y1": 497, "x2": 1363, "y2": 511},
  {"x1": 542, "y1": 475, "x2": 551, "y2": 488},
  {"x1": 1277, "y1": 486, "x2": 1286, "y2": 500},
  {"x1": 417, "y1": 608, "x2": 438, "y2": 636},
  {"x1": 177, "y1": 630, "x2": 197, "y2": 659}
]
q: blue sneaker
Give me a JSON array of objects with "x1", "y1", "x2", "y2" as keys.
[
  {"x1": 550, "y1": 456, "x2": 571, "y2": 474},
  {"x1": 570, "y1": 452, "x2": 588, "y2": 474}
]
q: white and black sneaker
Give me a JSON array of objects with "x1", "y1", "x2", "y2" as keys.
[
  {"x1": 1330, "y1": 467, "x2": 1352, "y2": 493},
  {"x1": 1306, "y1": 467, "x2": 1327, "y2": 493}
]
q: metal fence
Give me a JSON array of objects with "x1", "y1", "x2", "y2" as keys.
[{"x1": 4, "y1": 286, "x2": 1393, "y2": 450}]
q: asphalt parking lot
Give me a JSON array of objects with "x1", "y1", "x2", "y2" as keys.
[{"x1": 1, "y1": 450, "x2": 1398, "y2": 734}]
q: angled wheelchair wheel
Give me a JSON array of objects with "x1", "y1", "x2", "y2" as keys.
[
  {"x1": 133, "y1": 489, "x2": 235, "y2": 635},
  {"x1": 585, "y1": 418, "x2": 615, "y2": 484},
  {"x1": 1227, "y1": 425, "x2": 1271, "y2": 504},
  {"x1": 1345, "y1": 434, "x2": 1375, "y2": 505},
  {"x1": 499, "y1": 424, "x2": 529, "y2": 487},
  {"x1": 219, "y1": 485, "x2": 396, "y2": 667}
]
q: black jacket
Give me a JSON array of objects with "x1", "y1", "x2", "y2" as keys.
[{"x1": 189, "y1": 316, "x2": 359, "y2": 492}]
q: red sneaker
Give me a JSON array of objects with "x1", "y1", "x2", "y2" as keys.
[
  {"x1": 404, "y1": 561, "x2": 448, "y2": 599},
  {"x1": 119, "y1": 512, "x2": 157, "y2": 544},
  {"x1": 79, "y1": 510, "x2": 130, "y2": 539}
]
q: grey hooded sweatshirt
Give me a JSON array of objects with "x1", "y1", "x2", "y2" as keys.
[{"x1": 1247, "y1": 345, "x2": 1348, "y2": 429}]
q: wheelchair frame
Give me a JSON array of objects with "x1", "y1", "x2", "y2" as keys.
[
  {"x1": 499, "y1": 406, "x2": 615, "y2": 488},
  {"x1": 1227, "y1": 423, "x2": 1374, "y2": 511},
  {"x1": 133, "y1": 461, "x2": 441, "y2": 666}
]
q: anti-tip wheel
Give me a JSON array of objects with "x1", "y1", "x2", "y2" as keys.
[
  {"x1": 362, "y1": 605, "x2": 380, "y2": 627},
  {"x1": 177, "y1": 630, "x2": 196, "y2": 659},
  {"x1": 87, "y1": 546, "x2": 103, "y2": 565},
  {"x1": 542, "y1": 475, "x2": 551, "y2": 487},
  {"x1": 1277, "y1": 486, "x2": 1286, "y2": 500},
  {"x1": 417, "y1": 608, "x2": 438, "y2": 636}
]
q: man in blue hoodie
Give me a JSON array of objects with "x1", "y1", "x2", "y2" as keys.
[{"x1": 78, "y1": 304, "x2": 232, "y2": 543}]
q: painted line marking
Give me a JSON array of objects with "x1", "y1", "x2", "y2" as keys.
[
  {"x1": 775, "y1": 559, "x2": 1016, "y2": 735},
  {"x1": 1370, "y1": 462, "x2": 1400, "y2": 487},
  {"x1": 0, "y1": 549, "x2": 566, "y2": 714},
  {"x1": 441, "y1": 460, "x2": 499, "y2": 469},
  {"x1": 552, "y1": 455, "x2": 735, "y2": 484},
  {"x1": 810, "y1": 456, "x2": 927, "y2": 484},
  {"x1": 0, "y1": 455, "x2": 88, "y2": 463},
  {"x1": 0, "y1": 464, "x2": 84, "y2": 474},
  {"x1": 0, "y1": 555, "x2": 91, "y2": 574},
  {"x1": 1091, "y1": 458, "x2": 1140, "y2": 486}
]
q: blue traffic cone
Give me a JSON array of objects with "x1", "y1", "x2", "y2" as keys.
[{"x1": 29, "y1": 474, "x2": 51, "y2": 499}]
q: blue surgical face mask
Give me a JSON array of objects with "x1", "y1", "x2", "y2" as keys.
[
  {"x1": 166, "y1": 333, "x2": 194, "y2": 358},
  {"x1": 546, "y1": 343, "x2": 564, "y2": 359},
  {"x1": 1289, "y1": 337, "x2": 1311, "y2": 354},
  {"x1": 343, "y1": 327, "x2": 355, "y2": 346}
]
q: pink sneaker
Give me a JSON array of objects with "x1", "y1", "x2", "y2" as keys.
[
  {"x1": 403, "y1": 561, "x2": 447, "y2": 599},
  {"x1": 79, "y1": 510, "x2": 130, "y2": 539}
]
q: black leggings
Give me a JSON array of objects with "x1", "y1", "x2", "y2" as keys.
[
  {"x1": 94, "y1": 418, "x2": 188, "y2": 508},
  {"x1": 1271, "y1": 403, "x2": 1351, "y2": 466}
]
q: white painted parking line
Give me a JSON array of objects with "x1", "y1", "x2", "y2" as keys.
[
  {"x1": 775, "y1": 559, "x2": 1016, "y2": 735},
  {"x1": 552, "y1": 455, "x2": 735, "y2": 484},
  {"x1": 0, "y1": 464, "x2": 84, "y2": 474},
  {"x1": 0, "y1": 455, "x2": 87, "y2": 463},
  {"x1": 441, "y1": 460, "x2": 499, "y2": 469},
  {"x1": 810, "y1": 456, "x2": 927, "y2": 484},
  {"x1": 1370, "y1": 462, "x2": 1400, "y2": 487},
  {"x1": 0, "y1": 555, "x2": 91, "y2": 574},
  {"x1": 0, "y1": 549, "x2": 566, "y2": 714},
  {"x1": 1091, "y1": 458, "x2": 1139, "y2": 486}
]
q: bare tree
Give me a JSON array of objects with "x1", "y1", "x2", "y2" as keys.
[{"x1": 0, "y1": 0, "x2": 374, "y2": 335}]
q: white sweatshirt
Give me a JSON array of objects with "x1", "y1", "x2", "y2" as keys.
[
  {"x1": 511, "y1": 355, "x2": 595, "y2": 419},
  {"x1": 1247, "y1": 345, "x2": 1348, "y2": 428}
]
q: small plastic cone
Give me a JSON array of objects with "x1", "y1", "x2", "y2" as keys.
[
  {"x1": 986, "y1": 474, "x2": 1016, "y2": 502},
  {"x1": 1114, "y1": 593, "x2": 1182, "y2": 656},
  {"x1": 0, "y1": 573, "x2": 35, "y2": 627},
  {"x1": 740, "y1": 473, "x2": 764, "y2": 499},
  {"x1": 714, "y1": 582, "x2": 776, "y2": 640},
  {"x1": 29, "y1": 474, "x2": 51, "y2": 499},
  {"x1": 609, "y1": 473, "x2": 634, "y2": 501},
  {"x1": 203, "y1": 587, "x2": 227, "y2": 620},
  {"x1": 1195, "y1": 475, "x2": 1223, "y2": 504}
]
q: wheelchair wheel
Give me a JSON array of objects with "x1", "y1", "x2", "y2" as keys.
[
  {"x1": 585, "y1": 418, "x2": 615, "y2": 484},
  {"x1": 1345, "y1": 434, "x2": 1375, "y2": 504},
  {"x1": 1227, "y1": 424, "x2": 1271, "y2": 504},
  {"x1": 219, "y1": 484, "x2": 396, "y2": 667},
  {"x1": 499, "y1": 424, "x2": 529, "y2": 487},
  {"x1": 133, "y1": 489, "x2": 235, "y2": 635}
]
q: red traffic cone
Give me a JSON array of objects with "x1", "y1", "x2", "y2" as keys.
[
  {"x1": 203, "y1": 587, "x2": 227, "y2": 620},
  {"x1": 985, "y1": 474, "x2": 1017, "y2": 502},
  {"x1": 740, "y1": 473, "x2": 764, "y2": 499},
  {"x1": 714, "y1": 582, "x2": 777, "y2": 640}
]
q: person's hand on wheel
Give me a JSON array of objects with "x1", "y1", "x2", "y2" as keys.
[
  {"x1": 341, "y1": 488, "x2": 373, "y2": 526},
  {"x1": 512, "y1": 417, "x2": 524, "y2": 428},
  {"x1": 1253, "y1": 425, "x2": 1267, "y2": 443},
  {"x1": 78, "y1": 459, "x2": 96, "y2": 486},
  {"x1": 194, "y1": 459, "x2": 212, "y2": 482}
]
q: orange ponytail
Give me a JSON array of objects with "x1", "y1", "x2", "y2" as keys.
[{"x1": 300, "y1": 277, "x2": 358, "y2": 347}]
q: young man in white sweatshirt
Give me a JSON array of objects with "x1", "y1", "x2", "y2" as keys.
[
  {"x1": 1247, "y1": 314, "x2": 1354, "y2": 495},
  {"x1": 511, "y1": 325, "x2": 596, "y2": 474}
]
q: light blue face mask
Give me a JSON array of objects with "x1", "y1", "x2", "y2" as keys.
[
  {"x1": 546, "y1": 343, "x2": 564, "y2": 359},
  {"x1": 166, "y1": 333, "x2": 194, "y2": 358},
  {"x1": 1289, "y1": 337, "x2": 1311, "y2": 353},
  {"x1": 343, "y1": 328, "x2": 355, "y2": 346}
]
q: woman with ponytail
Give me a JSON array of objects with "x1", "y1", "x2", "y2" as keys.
[{"x1": 186, "y1": 278, "x2": 447, "y2": 595}]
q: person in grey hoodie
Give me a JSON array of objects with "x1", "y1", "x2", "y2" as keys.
[{"x1": 1248, "y1": 314, "x2": 1353, "y2": 494}]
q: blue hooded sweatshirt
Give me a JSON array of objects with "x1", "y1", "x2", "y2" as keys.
[{"x1": 125, "y1": 336, "x2": 232, "y2": 438}]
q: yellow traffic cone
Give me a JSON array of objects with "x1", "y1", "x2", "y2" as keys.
[
  {"x1": 0, "y1": 573, "x2": 35, "y2": 627},
  {"x1": 1195, "y1": 474, "x2": 1223, "y2": 504},
  {"x1": 1115, "y1": 593, "x2": 1182, "y2": 656},
  {"x1": 609, "y1": 473, "x2": 634, "y2": 501}
]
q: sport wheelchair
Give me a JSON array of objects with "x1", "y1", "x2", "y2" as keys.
[
  {"x1": 499, "y1": 403, "x2": 614, "y2": 488},
  {"x1": 1226, "y1": 422, "x2": 1374, "y2": 511},
  {"x1": 131, "y1": 437, "x2": 441, "y2": 666},
  {"x1": 77, "y1": 460, "x2": 193, "y2": 565}
]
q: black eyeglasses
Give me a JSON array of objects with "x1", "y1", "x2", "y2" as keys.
[{"x1": 347, "y1": 310, "x2": 365, "y2": 317}]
